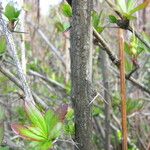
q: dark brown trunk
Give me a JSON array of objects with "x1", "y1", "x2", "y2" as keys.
[{"x1": 70, "y1": 0, "x2": 95, "y2": 150}]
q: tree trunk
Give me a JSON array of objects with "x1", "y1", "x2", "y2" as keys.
[{"x1": 70, "y1": 0, "x2": 94, "y2": 150}]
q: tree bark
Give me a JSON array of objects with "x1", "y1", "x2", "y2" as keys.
[{"x1": 70, "y1": 0, "x2": 94, "y2": 150}]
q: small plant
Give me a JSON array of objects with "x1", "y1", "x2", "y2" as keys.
[
  {"x1": 4, "y1": 2, "x2": 21, "y2": 32},
  {"x1": 92, "y1": 10, "x2": 104, "y2": 33},
  {"x1": 11, "y1": 102, "x2": 68, "y2": 150},
  {"x1": 109, "y1": 0, "x2": 150, "y2": 28}
]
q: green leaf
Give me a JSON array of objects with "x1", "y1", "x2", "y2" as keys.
[
  {"x1": 32, "y1": 141, "x2": 53, "y2": 150},
  {"x1": 117, "y1": 130, "x2": 122, "y2": 141},
  {"x1": 129, "y1": 1, "x2": 150, "y2": 15},
  {"x1": 48, "y1": 122, "x2": 62, "y2": 140},
  {"x1": 125, "y1": 42, "x2": 132, "y2": 56},
  {"x1": 92, "y1": 10, "x2": 104, "y2": 33},
  {"x1": 11, "y1": 124, "x2": 46, "y2": 142},
  {"x1": 64, "y1": 121, "x2": 75, "y2": 135},
  {"x1": 0, "y1": 36, "x2": 7, "y2": 55},
  {"x1": 44, "y1": 109, "x2": 62, "y2": 140},
  {"x1": 92, "y1": 11, "x2": 101, "y2": 28},
  {"x1": 55, "y1": 21, "x2": 64, "y2": 32},
  {"x1": 66, "y1": 108, "x2": 74, "y2": 120},
  {"x1": 127, "y1": 99, "x2": 144, "y2": 115},
  {"x1": 92, "y1": 106, "x2": 103, "y2": 117},
  {"x1": 61, "y1": 3, "x2": 72, "y2": 17},
  {"x1": 125, "y1": 57, "x2": 133, "y2": 73},
  {"x1": 126, "y1": 35, "x2": 146, "y2": 57},
  {"x1": 127, "y1": 0, "x2": 136, "y2": 12},
  {"x1": 44, "y1": 109, "x2": 59, "y2": 135},
  {"x1": 4, "y1": 2, "x2": 21, "y2": 21},
  {"x1": 108, "y1": 15, "x2": 118, "y2": 23},
  {"x1": 24, "y1": 102, "x2": 47, "y2": 137},
  {"x1": 26, "y1": 126, "x2": 46, "y2": 138}
]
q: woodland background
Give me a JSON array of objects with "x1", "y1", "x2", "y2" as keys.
[{"x1": 0, "y1": 0, "x2": 150, "y2": 150}]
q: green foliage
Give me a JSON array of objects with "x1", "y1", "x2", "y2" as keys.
[
  {"x1": 55, "y1": 21, "x2": 65, "y2": 32},
  {"x1": 127, "y1": 99, "x2": 144, "y2": 115},
  {"x1": 0, "y1": 36, "x2": 7, "y2": 56},
  {"x1": 28, "y1": 59, "x2": 41, "y2": 72},
  {"x1": 92, "y1": 10, "x2": 104, "y2": 33},
  {"x1": 64, "y1": 108, "x2": 75, "y2": 135},
  {"x1": 125, "y1": 57, "x2": 133, "y2": 73},
  {"x1": 115, "y1": 0, "x2": 150, "y2": 19},
  {"x1": 117, "y1": 130, "x2": 122, "y2": 141},
  {"x1": 4, "y1": 2, "x2": 21, "y2": 22},
  {"x1": 92, "y1": 106, "x2": 103, "y2": 117},
  {"x1": 128, "y1": 1, "x2": 149, "y2": 16},
  {"x1": 11, "y1": 102, "x2": 68, "y2": 150},
  {"x1": 112, "y1": 93, "x2": 143, "y2": 116},
  {"x1": 16, "y1": 106, "x2": 28, "y2": 124},
  {"x1": 54, "y1": 21, "x2": 70, "y2": 33},
  {"x1": 125, "y1": 35, "x2": 145, "y2": 57},
  {"x1": 108, "y1": 15, "x2": 118, "y2": 23},
  {"x1": 61, "y1": 3, "x2": 72, "y2": 17}
]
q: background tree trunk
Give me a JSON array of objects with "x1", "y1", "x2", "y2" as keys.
[
  {"x1": 70, "y1": 0, "x2": 94, "y2": 149},
  {"x1": 100, "y1": 50, "x2": 111, "y2": 150}
]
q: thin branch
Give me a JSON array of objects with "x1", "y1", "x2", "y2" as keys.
[
  {"x1": 93, "y1": 27, "x2": 119, "y2": 66},
  {"x1": 0, "y1": 65, "x2": 48, "y2": 109},
  {"x1": 29, "y1": 70, "x2": 66, "y2": 91}
]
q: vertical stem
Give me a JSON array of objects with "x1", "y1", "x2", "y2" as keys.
[
  {"x1": 100, "y1": 50, "x2": 111, "y2": 150},
  {"x1": 20, "y1": 0, "x2": 26, "y2": 74},
  {"x1": 118, "y1": 29, "x2": 127, "y2": 150}
]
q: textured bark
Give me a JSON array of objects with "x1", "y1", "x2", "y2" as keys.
[{"x1": 70, "y1": 0, "x2": 94, "y2": 150}]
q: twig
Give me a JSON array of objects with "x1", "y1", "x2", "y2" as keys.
[
  {"x1": 89, "y1": 92, "x2": 109, "y2": 106},
  {"x1": 126, "y1": 66, "x2": 139, "y2": 79}
]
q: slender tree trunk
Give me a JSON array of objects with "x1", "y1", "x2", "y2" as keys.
[
  {"x1": 100, "y1": 50, "x2": 111, "y2": 150},
  {"x1": 118, "y1": 29, "x2": 127, "y2": 150},
  {"x1": 70, "y1": 0, "x2": 94, "y2": 150}
]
